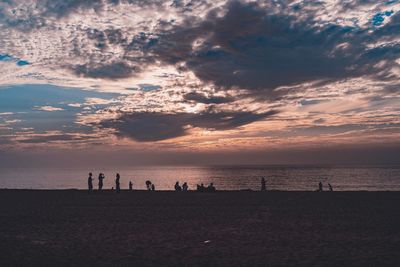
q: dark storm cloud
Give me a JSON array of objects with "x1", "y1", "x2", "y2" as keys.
[
  {"x1": 150, "y1": 1, "x2": 400, "y2": 92},
  {"x1": 99, "y1": 108, "x2": 278, "y2": 141}
]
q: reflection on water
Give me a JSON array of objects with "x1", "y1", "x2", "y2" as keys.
[{"x1": 0, "y1": 165, "x2": 400, "y2": 191}]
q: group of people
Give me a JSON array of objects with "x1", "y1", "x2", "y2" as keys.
[
  {"x1": 174, "y1": 181, "x2": 189, "y2": 191},
  {"x1": 145, "y1": 180, "x2": 155, "y2": 191},
  {"x1": 196, "y1": 183, "x2": 216, "y2": 192},
  {"x1": 87, "y1": 172, "x2": 220, "y2": 192},
  {"x1": 87, "y1": 172, "x2": 129, "y2": 193},
  {"x1": 88, "y1": 173, "x2": 333, "y2": 192}
]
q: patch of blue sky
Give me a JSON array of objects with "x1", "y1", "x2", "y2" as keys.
[
  {"x1": 385, "y1": 0, "x2": 398, "y2": 5},
  {"x1": 0, "y1": 54, "x2": 13, "y2": 61},
  {"x1": 16, "y1": 60, "x2": 29, "y2": 66},
  {"x1": 291, "y1": 4, "x2": 301, "y2": 11},
  {"x1": 0, "y1": 53, "x2": 29, "y2": 66},
  {"x1": 0, "y1": 84, "x2": 120, "y2": 134},
  {"x1": 138, "y1": 84, "x2": 161, "y2": 91},
  {"x1": 372, "y1": 10, "x2": 394, "y2": 26}
]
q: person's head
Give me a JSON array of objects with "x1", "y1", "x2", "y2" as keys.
[
  {"x1": 89, "y1": 172, "x2": 92, "y2": 177},
  {"x1": 210, "y1": 183, "x2": 213, "y2": 186},
  {"x1": 116, "y1": 173, "x2": 120, "y2": 178}
]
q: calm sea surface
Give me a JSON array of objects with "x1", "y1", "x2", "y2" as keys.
[{"x1": 1, "y1": 165, "x2": 400, "y2": 191}]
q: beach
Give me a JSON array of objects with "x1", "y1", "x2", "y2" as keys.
[{"x1": 0, "y1": 190, "x2": 399, "y2": 266}]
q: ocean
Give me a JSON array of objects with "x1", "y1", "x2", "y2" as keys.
[{"x1": 1, "y1": 165, "x2": 400, "y2": 191}]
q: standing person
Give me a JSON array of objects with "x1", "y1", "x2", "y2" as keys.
[
  {"x1": 98, "y1": 173, "x2": 105, "y2": 191},
  {"x1": 318, "y1": 181, "x2": 323, "y2": 192},
  {"x1": 328, "y1": 183, "x2": 333, "y2": 192},
  {"x1": 88, "y1": 173, "x2": 93, "y2": 192},
  {"x1": 129, "y1": 181, "x2": 133, "y2": 191},
  {"x1": 174, "y1": 182, "x2": 182, "y2": 191},
  {"x1": 115, "y1": 173, "x2": 121, "y2": 193},
  {"x1": 151, "y1": 184, "x2": 155, "y2": 191},
  {"x1": 261, "y1": 177, "x2": 266, "y2": 191}
]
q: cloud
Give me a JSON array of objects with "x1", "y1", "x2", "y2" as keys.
[
  {"x1": 34, "y1": 106, "x2": 64, "y2": 111},
  {"x1": 183, "y1": 92, "x2": 234, "y2": 104},
  {"x1": 99, "y1": 108, "x2": 278, "y2": 141},
  {"x1": 0, "y1": 0, "x2": 399, "y2": 153},
  {"x1": 2, "y1": 0, "x2": 398, "y2": 92},
  {"x1": 150, "y1": 1, "x2": 400, "y2": 93},
  {"x1": 17, "y1": 133, "x2": 94, "y2": 144},
  {"x1": 74, "y1": 61, "x2": 136, "y2": 79}
]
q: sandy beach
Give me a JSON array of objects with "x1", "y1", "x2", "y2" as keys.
[{"x1": 0, "y1": 190, "x2": 399, "y2": 266}]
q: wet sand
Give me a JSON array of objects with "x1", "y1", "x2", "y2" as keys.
[{"x1": 0, "y1": 190, "x2": 399, "y2": 266}]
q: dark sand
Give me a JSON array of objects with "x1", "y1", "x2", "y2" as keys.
[{"x1": 0, "y1": 190, "x2": 399, "y2": 267}]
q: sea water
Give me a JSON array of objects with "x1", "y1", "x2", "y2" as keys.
[{"x1": 1, "y1": 165, "x2": 400, "y2": 191}]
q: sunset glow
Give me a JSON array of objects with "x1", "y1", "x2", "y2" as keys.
[{"x1": 0, "y1": 0, "x2": 399, "y2": 165}]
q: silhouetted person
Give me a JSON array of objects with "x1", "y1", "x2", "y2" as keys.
[
  {"x1": 328, "y1": 183, "x2": 333, "y2": 191},
  {"x1": 175, "y1": 181, "x2": 182, "y2": 191},
  {"x1": 146, "y1": 180, "x2": 152, "y2": 191},
  {"x1": 182, "y1": 182, "x2": 188, "y2": 191},
  {"x1": 88, "y1": 173, "x2": 93, "y2": 192},
  {"x1": 151, "y1": 184, "x2": 155, "y2": 191},
  {"x1": 115, "y1": 173, "x2": 121, "y2": 193},
  {"x1": 207, "y1": 183, "x2": 216, "y2": 192},
  {"x1": 197, "y1": 183, "x2": 205, "y2": 192},
  {"x1": 98, "y1": 173, "x2": 105, "y2": 191},
  {"x1": 129, "y1": 181, "x2": 133, "y2": 191},
  {"x1": 261, "y1": 177, "x2": 266, "y2": 191},
  {"x1": 318, "y1": 181, "x2": 323, "y2": 192}
]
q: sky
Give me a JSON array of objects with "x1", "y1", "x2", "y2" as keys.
[{"x1": 0, "y1": 0, "x2": 399, "y2": 166}]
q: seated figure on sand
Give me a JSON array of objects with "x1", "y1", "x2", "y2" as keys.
[
  {"x1": 196, "y1": 183, "x2": 205, "y2": 192},
  {"x1": 182, "y1": 182, "x2": 188, "y2": 191},
  {"x1": 145, "y1": 180, "x2": 152, "y2": 191},
  {"x1": 207, "y1": 183, "x2": 216, "y2": 192}
]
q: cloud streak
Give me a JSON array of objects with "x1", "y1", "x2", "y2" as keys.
[{"x1": 99, "y1": 108, "x2": 278, "y2": 141}]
